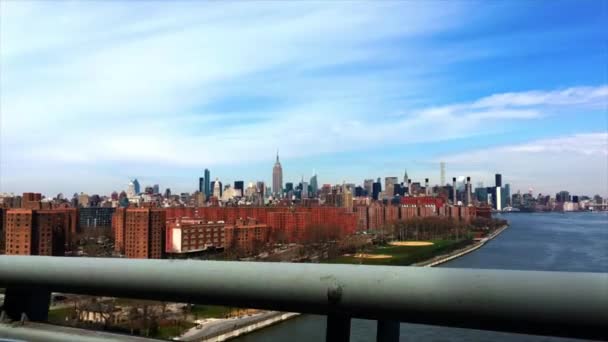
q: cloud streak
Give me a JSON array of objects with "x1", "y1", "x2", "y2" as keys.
[
  {"x1": 1, "y1": 1, "x2": 606, "y2": 195},
  {"x1": 437, "y1": 133, "x2": 608, "y2": 196}
]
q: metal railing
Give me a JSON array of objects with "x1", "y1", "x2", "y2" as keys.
[{"x1": 0, "y1": 256, "x2": 607, "y2": 341}]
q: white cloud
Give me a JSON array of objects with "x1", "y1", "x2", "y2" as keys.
[
  {"x1": 1, "y1": 2, "x2": 607, "y2": 194},
  {"x1": 472, "y1": 86, "x2": 608, "y2": 108}
]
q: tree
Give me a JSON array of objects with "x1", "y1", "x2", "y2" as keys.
[{"x1": 127, "y1": 307, "x2": 139, "y2": 335}]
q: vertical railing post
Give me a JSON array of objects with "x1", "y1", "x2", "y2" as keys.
[
  {"x1": 2, "y1": 286, "x2": 51, "y2": 322},
  {"x1": 377, "y1": 320, "x2": 400, "y2": 342},
  {"x1": 326, "y1": 313, "x2": 351, "y2": 342}
]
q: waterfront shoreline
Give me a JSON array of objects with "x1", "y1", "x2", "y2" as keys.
[
  {"x1": 179, "y1": 311, "x2": 300, "y2": 342},
  {"x1": 414, "y1": 224, "x2": 509, "y2": 267},
  {"x1": 196, "y1": 224, "x2": 509, "y2": 341}
]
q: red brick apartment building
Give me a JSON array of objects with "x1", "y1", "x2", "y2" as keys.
[
  {"x1": 21, "y1": 192, "x2": 42, "y2": 210},
  {"x1": 165, "y1": 219, "x2": 224, "y2": 254},
  {"x1": 112, "y1": 208, "x2": 126, "y2": 253},
  {"x1": 109, "y1": 202, "x2": 480, "y2": 259},
  {"x1": 224, "y1": 218, "x2": 269, "y2": 253},
  {"x1": 113, "y1": 208, "x2": 165, "y2": 259},
  {"x1": 267, "y1": 211, "x2": 311, "y2": 243},
  {"x1": 4, "y1": 209, "x2": 67, "y2": 256}
]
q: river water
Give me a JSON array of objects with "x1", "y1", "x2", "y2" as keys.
[{"x1": 233, "y1": 212, "x2": 608, "y2": 342}]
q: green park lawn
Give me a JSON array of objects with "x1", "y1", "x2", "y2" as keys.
[
  {"x1": 47, "y1": 307, "x2": 74, "y2": 324},
  {"x1": 190, "y1": 305, "x2": 234, "y2": 319},
  {"x1": 327, "y1": 239, "x2": 471, "y2": 266}
]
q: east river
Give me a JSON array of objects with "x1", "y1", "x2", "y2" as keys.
[{"x1": 234, "y1": 212, "x2": 608, "y2": 342}]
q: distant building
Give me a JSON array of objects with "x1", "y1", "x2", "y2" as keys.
[
  {"x1": 410, "y1": 182, "x2": 422, "y2": 195},
  {"x1": 127, "y1": 181, "x2": 137, "y2": 198},
  {"x1": 475, "y1": 187, "x2": 488, "y2": 204},
  {"x1": 372, "y1": 182, "x2": 381, "y2": 201},
  {"x1": 363, "y1": 179, "x2": 374, "y2": 197},
  {"x1": 394, "y1": 183, "x2": 404, "y2": 196},
  {"x1": 199, "y1": 177, "x2": 205, "y2": 193},
  {"x1": 166, "y1": 220, "x2": 224, "y2": 254},
  {"x1": 494, "y1": 174, "x2": 503, "y2": 211},
  {"x1": 120, "y1": 208, "x2": 165, "y2": 259},
  {"x1": 342, "y1": 183, "x2": 353, "y2": 210},
  {"x1": 180, "y1": 193, "x2": 191, "y2": 204},
  {"x1": 503, "y1": 184, "x2": 511, "y2": 207},
  {"x1": 153, "y1": 184, "x2": 160, "y2": 195},
  {"x1": 310, "y1": 174, "x2": 318, "y2": 197},
  {"x1": 4, "y1": 209, "x2": 67, "y2": 256},
  {"x1": 301, "y1": 181, "x2": 308, "y2": 199},
  {"x1": 204, "y1": 169, "x2": 211, "y2": 198},
  {"x1": 78, "y1": 207, "x2": 115, "y2": 230},
  {"x1": 495, "y1": 174, "x2": 502, "y2": 188},
  {"x1": 194, "y1": 192, "x2": 206, "y2": 207},
  {"x1": 234, "y1": 181, "x2": 244, "y2": 197},
  {"x1": 562, "y1": 202, "x2": 579, "y2": 212},
  {"x1": 132, "y1": 179, "x2": 141, "y2": 195},
  {"x1": 222, "y1": 186, "x2": 236, "y2": 202},
  {"x1": 385, "y1": 177, "x2": 398, "y2": 198},
  {"x1": 21, "y1": 192, "x2": 42, "y2": 210},
  {"x1": 224, "y1": 218, "x2": 269, "y2": 253},
  {"x1": 212, "y1": 178, "x2": 223, "y2": 198},
  {"x1": 272, "y1": 152, "x2": 283, "y2": 196},
  {"x1": 556, "y1": 191, "x2": 571, "y2": 203},
  {"x1": 78, "y1": 193, "x2": 90, "y2": 208},
  {"x1": 256, "y1": 181, "x2": 265, "y2": 198}
]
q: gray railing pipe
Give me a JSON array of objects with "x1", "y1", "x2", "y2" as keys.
[{"x1": 0, "y1": 256, "x2": 607, "y2": 340}]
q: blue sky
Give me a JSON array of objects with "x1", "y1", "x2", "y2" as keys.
[{"x1": 1, "y1": 1, "x2": 607, "y2": 197}]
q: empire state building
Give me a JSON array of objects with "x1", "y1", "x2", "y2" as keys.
[{"x1": 272, "y1": 151, "x2": 283, "y2": 197}]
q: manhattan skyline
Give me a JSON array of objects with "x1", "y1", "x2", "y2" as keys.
[{"x1": 1, "y1": 1, "x2": 607, "y2": 196}]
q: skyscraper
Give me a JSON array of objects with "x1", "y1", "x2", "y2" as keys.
[
  {"x1": 234, "y1": 181, "x2": 244, "y2": 197},
  {"x1": 204, "y1": 169, "x2": 211, "y2": 198},
  {"x1": 465, "y1": 177, "x2": 472, "y2": 205},
  {"x1": 342, "y1": 183, "x2": 353, "y2": 210},
  {"x1": 310, "y1": 173, "x2": 318, "y2": 197},
  {"x1": 199, "y1": 177, "x2": 205, "y2": 193},
  {"x1": 557, "y1": 191, "x2": 570, "y2": 203},
  {"x1": 301, "y1": 176, "x2": 308, "y2": 199},
  {"x1": 385, "y1": 177, "x2": 398, "y2": 197},
  {"x1": 495, "y1": 174, "x2": 503, "y2": 211},
  {"x1": 272, "y1": 151, "x2": 283, "y2": 197},
  {"x1": 132, "y1": 179, "x2": 141, "y2": 195},
  {"x1": 363, "y1": 179, "x2": 374, "y2": 197},
  {"x1": 212, "y1": 178, "x2": 222, "y2": 198},
  {"x1": 372, "y1": 182, "x2": 381, "y2": 201},
  {"x1": 153, "y1": 184, "x2": 160, "y2": 194},
  {"x1": 256, "y1": 181, "x2": 265, "y2": 198},
  {"x1": 452, "y1": 177, "x2": 457, "y2": 204},
  {"x1": 403, "y1": 169, "x2": 409, "y2": 185},
  {"x1": 127, "y1": 181, "x2": 136, "y2": 198},
  {"x1": 440, "y1": 162, "x2": 446, "y2": 186}
]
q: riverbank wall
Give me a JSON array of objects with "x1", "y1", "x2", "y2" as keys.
[
  {"x1": 415, "y1": 224, "x2": 509, "y2": 267},
  {"x1": 188, "y1": 312, "x2": 299, "y2": 342},
  {"x1": 194, "y1": 224, "x2": 509, "y2": 341}
]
